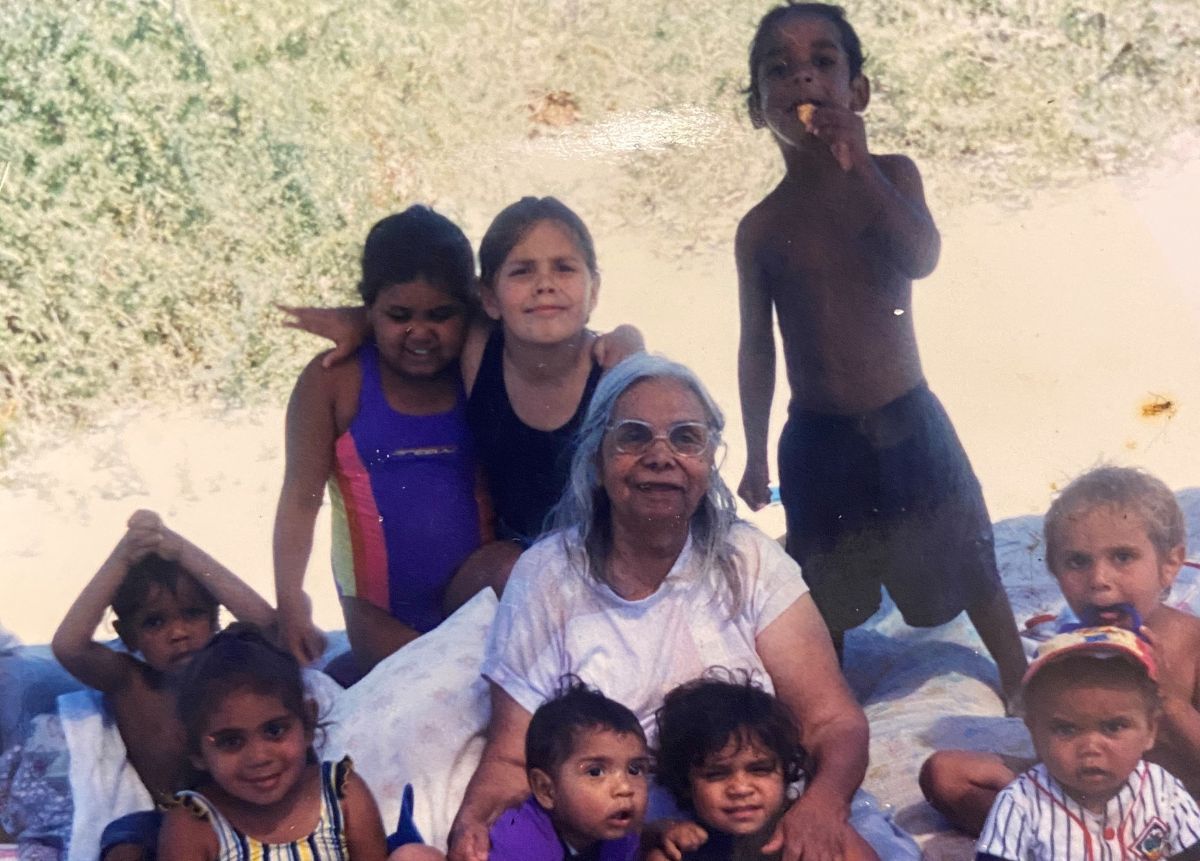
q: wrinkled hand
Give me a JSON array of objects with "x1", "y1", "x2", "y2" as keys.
[
  {"x1": 738, "y1": 461, "x2": 772, "y2": 511},
  {"x1": 805, "y1": 105, "x2": 869, "y2": 173},
  {"x1": 654, "y1": 820, "x2": 708, "y2": 861},
  {"x1": 277, "y1": 593, "x2": 326, "y2": 665},
  {"x1": 278, "y1": 304, "x2": 364, "y2": 368},
  {"x1": 762, "y1": 788, "x2": 849, "y2": 861},
  {"x1": 593, "y1": 324, "x2": 645, "y2": 370},
  {"x1": 446, "y1": 819, "x2": 490, "y2": 861}
]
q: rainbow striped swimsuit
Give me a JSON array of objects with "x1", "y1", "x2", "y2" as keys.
[{"x1": 329, "y1": 343, "x2": 486, "y2": 633}]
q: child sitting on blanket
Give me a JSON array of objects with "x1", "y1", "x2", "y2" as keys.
[
  {"x1": 649, "y1": 674, "x2": 878, "y2": 861},
  {"x1": 921, "y1": 466, "x2": 1200, "y2": 835},
  {"x1": 975, "y1": 626, "x2": 1200, "y2": 860},
  {"x1": 158, "y1": 624, "x2": 390, "y2": 861},
  {"x1": 51, "y1": 510, "x2": 277, "y2": 860},
  {"x1": 472, "y1": 679, "x2": 648, "y2": 861},
  {"x1": 274, "y1": 205, "x2": 494, "y2": 677}
]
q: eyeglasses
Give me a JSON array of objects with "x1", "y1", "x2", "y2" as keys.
[{"x1": 606, "y1": 420, "x2": 713, "y2": 457}]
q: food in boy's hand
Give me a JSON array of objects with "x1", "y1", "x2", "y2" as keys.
[
  {"x1": 796, "y1": 103, "x2": 815, "y2": 132},
  {"x1": 796, "y1": 103, "x2": 852, "y2": 171}
]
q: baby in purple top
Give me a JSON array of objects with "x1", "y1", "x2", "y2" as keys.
[{"x1": 488, "y1": 680, "x2": 649, "y2": 861}]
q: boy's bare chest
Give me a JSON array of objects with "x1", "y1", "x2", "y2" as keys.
[
  {"x1": 111, "y1": 684, "x2": 190, "y2": 795},
  {"x1": 755, "y1": 200, "x2": 884, "y2": 286}
]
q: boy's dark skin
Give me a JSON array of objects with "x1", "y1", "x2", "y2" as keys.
[
  {"x1": 735, "y1": 9, "x2": 1026, "y2": 697},
  {"x1": 51, "y1": 510, "x2": 276, "y2": 803}
]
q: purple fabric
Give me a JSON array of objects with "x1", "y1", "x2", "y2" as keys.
[{"x1": 487, "y1": 797, "x2": 638, "y2": 861}]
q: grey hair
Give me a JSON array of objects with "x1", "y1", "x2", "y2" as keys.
[{"x1": 547, "y1": 353, "x2": 743, "y2": 610}]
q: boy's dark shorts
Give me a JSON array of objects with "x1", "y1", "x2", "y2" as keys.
[{"x1": 779, "y1": 382, "x2": 1001, "y2": 632}]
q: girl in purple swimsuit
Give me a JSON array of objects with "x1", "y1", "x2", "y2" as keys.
[{"x1": 274, "y1": 206, "x2": 491, "y2": 676}]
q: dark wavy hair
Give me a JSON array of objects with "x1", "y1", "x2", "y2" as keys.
[
  {"x1": 526, "y1": 676, "x2": 645, "y2": 776},
  {"x1": 175, "y1": 623, "x2": 317, "y2": 757},
  {"x1": 655, "y1": 670, "x2": 806, "y2": 813}
]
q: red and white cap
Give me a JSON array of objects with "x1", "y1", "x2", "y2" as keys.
[{"x1": 1022, "y1": 625, "x2": 1157, "y2": 687}]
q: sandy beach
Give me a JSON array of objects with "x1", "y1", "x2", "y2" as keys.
[{"x1": 2, "y1": 135, "x2": 1198, "y2": 647}]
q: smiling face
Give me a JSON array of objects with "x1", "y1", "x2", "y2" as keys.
[
  {"x1": 689, "y1": 735, "x2": 787, "y2": 837},
  {"x1": 482, "y1": 219, "x2": 599, "y2": 346},
  {"x1": 751, "y1": 12, "x2": 868, "y2": 147},
  {"x1": 600, "y1": 378, "x2": 713, "y2": 531},
  {"x1": 531, "y1": 728, "x2": 649, "y2": 849},
  {"x1": 194, "y1": 687, "x2": 313, "y2": 810},
  {"x1": 367, "y1": 277, "x2": 468, "y2": 380},
  {"x1": 119, "y1": 577, "x2": 218, "y2": 674},
  {"x1": 1027, "y1": 679, "x2": 1157, "y2": 813},
  {"x1": 1049, "y1": 504, "x2": 1184, "y2": 623}
]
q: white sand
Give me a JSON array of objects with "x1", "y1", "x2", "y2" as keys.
[{"x1": 3, "y1": 137, "x2": 1198, "y2": 647}]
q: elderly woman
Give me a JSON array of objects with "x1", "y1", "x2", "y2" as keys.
[{"x1": 448, "y1": 354, "x2": 873, "y2": 861}]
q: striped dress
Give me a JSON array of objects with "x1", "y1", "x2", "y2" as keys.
[{"x1": 176, "y1": 758, "x2": 351, "y2": 861}]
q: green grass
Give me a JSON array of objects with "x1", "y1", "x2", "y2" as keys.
[{"x1": 2, "y1": 0, "x2": 1197, "y2": 450}]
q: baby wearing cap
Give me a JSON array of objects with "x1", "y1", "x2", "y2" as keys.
[{"x1": 976, "y1": 627, "x2": 1200, "y2": 861}]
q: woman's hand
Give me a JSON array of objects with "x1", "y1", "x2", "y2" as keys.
[
  {"x1": 762, "y1": 785, "x2": 850, "y2": 860},
  {"x1": 446, "y1": 819, "x2": 490, "y2": 861}
]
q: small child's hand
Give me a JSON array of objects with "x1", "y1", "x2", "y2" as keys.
[
  {"x1": 806, "y1": 105, "x2": 868, "y2": 173},
  {"x1": 278, "y1": 304, "x2": 364, "y2": 368},
  {"x1": 657, "y1": 820, "x2": 708, "y2": 861},
  {"x1": 738, "y1": 462, "x2": 772, "y2": 512},
  {"x1": 643, "y1": 819, "x2": 707, "y2": 861},
  {"x1": 114, "y1": 509, "x2": 167, "y2": 566}
]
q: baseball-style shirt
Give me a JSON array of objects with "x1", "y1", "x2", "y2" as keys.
[{"x1": 976, "y1": 761, "x2": 1200, "y2": 861}]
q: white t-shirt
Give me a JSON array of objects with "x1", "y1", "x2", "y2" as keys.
[
  {"x1": 976, "y1": 761, "x2": 1200, "y2": 861},
  {"x1": 482, "y1": 522, "x2": 809, "y2": 742}
]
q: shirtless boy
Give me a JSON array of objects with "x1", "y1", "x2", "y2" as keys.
[
  {"x1": 735, "y1": 2, "x2": 1026, "y2": 697},
  {"x1": 52, "y1": 510, "x2": 276, "y2": 858}
]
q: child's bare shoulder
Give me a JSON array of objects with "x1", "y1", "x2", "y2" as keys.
[
  {"x1": 1157, "y1": 605, "x2": 1200, "y2": 641},
  {"x1": 872, "y1": 153, "x2": 927, "y2": 198},
  {"x1": 736, "y1": 194, "x2": 778, "y2": 250}
]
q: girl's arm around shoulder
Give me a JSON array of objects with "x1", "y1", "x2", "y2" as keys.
[
  {"x1": 860, "y1": 153, "x2": 941, "y2": 280},
  {"x1": 279, "y1": 304, "x2": 370, "y2": 369},
  {"x1": 158, "y1": 803, "x2": 219, "y2": 861},
  {"x1": 593, "y1": 324, "x2": 645, "y2": 371},
  {"x1": 341, "y1": 769, "x2": 390, "y2": 861}
]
